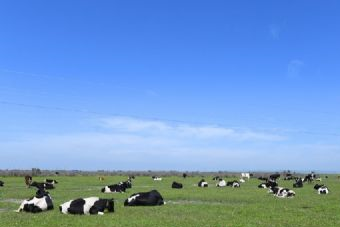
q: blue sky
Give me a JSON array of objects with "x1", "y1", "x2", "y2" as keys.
[{"x1": 0, "y1": 0, "x2": 339, "y2": 172}]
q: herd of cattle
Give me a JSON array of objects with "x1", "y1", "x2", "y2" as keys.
[{"x1": 0, "y1": 172, "x2": 331, "y2": 215}]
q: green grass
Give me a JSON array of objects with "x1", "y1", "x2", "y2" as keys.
[{"x1": 1, "y1": 175, "x2": 340, "y2": 227}]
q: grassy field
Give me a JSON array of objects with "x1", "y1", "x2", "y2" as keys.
[{"x1": 0, "y1": 175, "x2": 339, "y2": 227}]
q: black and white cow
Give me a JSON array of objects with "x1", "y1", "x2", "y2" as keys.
[
  {"x1": 101, "y1": 184, "x2": 126, "y2": 193},
  {"x1": 45, "y1": 179, "x2": 58, "y2": 185},
  {"x1": 303, "y1": 173, "x2": 316, "y2": 183},
  {"x1": 124, "y1": 190, "x2": 165, "y2": 206},
  {"x1": 152, "y1": 176, "x2": 162, "y2": 181},
  {"x1": 30, "y1": 181, "x2": 55, "y2": 190},
  {"x1": 0, "y1": 180, "x2": 4, "y2": 187},
  {"x1": 216, "y1": 179, "x2": 226, "y2": 187},
  {"x1": 212, "y1": 176, "x2": 221, "y2": 181},
  {"x1": 17, "y1": 189, "x2": 54, "y2": 213},
  {"x1": 172, "y1": 181, "x2": 183, "y2": 189},
  {"x1": 198, "y1": 179, "x2": 208, "y2": 187},
  {"x1": 119, "y1": 180, "x2": 132, "y2": 189},
  {"x1": 293, "y1": 178, "x2": 303, "y2": 188},
  {"x1": 60, "y1": 197, "x2": 114, "y2": 215},
  {"x1": 227, "y1": 180, "x2": 240, "y2": 188},
  {"x1": 269, "y1": 187, "x2": 295, "y2": 198},
  {"x1": 314, "y1": 184, "x2": 329, "y2": 194},
  {"x1": 258, "y1": 181, "x2": 278, "y2": 189}
]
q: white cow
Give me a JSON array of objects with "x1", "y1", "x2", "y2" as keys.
[{"x1": 241, "y1": 173, "x2": 250, "y2": 180}]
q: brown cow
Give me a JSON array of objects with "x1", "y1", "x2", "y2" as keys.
[{"x1": 25, "y1": 175, "x2": 32, "y2": 188}]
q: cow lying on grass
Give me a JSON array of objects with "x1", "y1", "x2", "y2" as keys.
[
  {"x1": 172, "y1": 181, "x2": 183, "y2": 189},
  {"x1": 59, "y1": 197, "x2": 114, "y2": 215},
  {"x1": 16, "y1": 189, "x2": 53, "y2": 213},
  {"x1": 269, "y1": 187, "x2": 295, "y2": 198},
  {"x1": 314, "y1": 184, "x2": 329, "y2": 194},
  {"x1": 227, "y1": 181, "x2": 240, "y2": 188},
  {"x1": 30, "y1": 181, "x2": 55, "y2": 190},
  {"x1": 45, "y1": 179, "x2": 58, "y2": 185},
  {"x1": 198, "y1": 179, "x2": 208, "y2": 187},
  {"x1": 102, "y1": 184, "x2": 126, "y2": 193},
  {"x1": 124, "y1": 190, "x2": 165, "y2": 206}
]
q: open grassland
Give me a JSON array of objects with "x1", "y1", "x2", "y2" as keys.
[{"x1": 0, "y1": 175, "x2": 340, "y2": 227}]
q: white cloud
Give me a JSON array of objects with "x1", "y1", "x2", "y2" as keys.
[
  {"x1": 287, "y1": 59, "x2": 304, "y2": 78},
  {"x1": 269, "y1": 24, "x2": 280, "y2": 39},
  {"x1": 5, "y1": 116, "x2": 339, "y2": 171},
  {"x1": 100, "y1": 116, "x2": 285, "y2": 141}
]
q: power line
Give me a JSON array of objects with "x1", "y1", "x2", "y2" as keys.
[{"x1": 1, "y1": 100, "x2": 339, "y2": 137}]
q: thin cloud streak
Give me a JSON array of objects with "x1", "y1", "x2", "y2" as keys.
[{"x1": 100, "y1": 117, "x2": 286, "y2": 141}]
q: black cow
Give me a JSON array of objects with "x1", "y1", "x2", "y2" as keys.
[
  {"x1": 16, "y1": 189, "x2": 53, "y2": 213},
  {"x1": 270, "y1": 173, "x2": 280, "y2": 181},
  {"x1": 293, "y1": 178, "x2": 303, "y2": 188},
  {"x1": 258, "y1": 176, "x2": 268, "y2": 181},
  {"x1": 60, "y1": 197, "x2": 114, "y2": 215},
  {"x1": 0, "y1": 180, "x2": 4, "y2": 187},
  {"x1": 124, "y1": 190, "x2": 165, "y2": 206},
  {"x1": 30, "y1": 181, "x2": 55, "y2": 190},
  {"x1": 171, "y1": 181, "x2": 183, "y2": 189},
  {"x1": 182, "y1": 173, "x2": 187, "y2": 178}
]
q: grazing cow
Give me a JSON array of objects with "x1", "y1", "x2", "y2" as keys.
[
  {"x1": 241, "y1": 173, "x2": 250, "y2": 180},
  {"x1": 258, "y1": 181, "x2": 278, "y2": 188},
  {"x1": 152, "y1": 176, "x2": 162, "y2": 181},
  {"x1": 216, "y1": 179, "x2": 226, "y2": 187},
  {"x1": 25, "y1": 175, "x2": 32, "y2": 188},
  {"x1": 0, "y1": 180, "x2": 4, "y2": 187},
  {"x1": 17, "y1": 189, "x2": 53, "y2": 213},
  {"x1": 172, "y1": 181, "x2": 183, "y2": 189},
  {"x1": 30, "y1": 181, "x2": 55, "y2": 190},
  {"x1": 198, "y1": 179, "x2": 208, "y2": 187},
  {"x1": 101, "y1": 184, "x2": 126, "y2": 193},
  {"x1": 314, "y1": 184, "x2": 329, "y2": 194},
  {"x1": 227, "y1": 181, "x2": 240, "y2": 188},
  {"x1": 60, "y1": 197, "x2": 114, "y2": 215},
  {"x1": 293, "y1": 178, "x2": 303, "y2": 188},
  {"x1": 45, "y1": 179, "x2": 58, "y2": 185},
  {"x1": 124, "y1": 190, "x2": 165, "y2": 206}
]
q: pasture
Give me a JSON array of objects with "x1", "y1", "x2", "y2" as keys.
[{"x1": 0, "y1": 175, "x2": 339, "y2": 227}]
